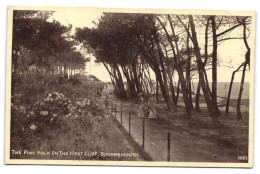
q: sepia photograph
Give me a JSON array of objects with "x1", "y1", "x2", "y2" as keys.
[{"x1": 5, "y1": 6, "x2": 255, "y2": 167}]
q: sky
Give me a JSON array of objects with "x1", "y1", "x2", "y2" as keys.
[
  {"x1": 50, "y1": 8, "x2": 251, "y2": 83},
  {"x1": 50, "y1": 9, "x2": 112, "y2": 82}
]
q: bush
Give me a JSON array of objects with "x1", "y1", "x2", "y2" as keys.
[
  {"x1": 12, "y1": 73, "x2": 85, "y2": 104},
  {"x1": 68, "y1": 76, "x2": 82, "y2": 86},
  {"x1": 12, "y1": 73, "x2": 47, "y2": 104},
  {"x1": 10, "y1": 73, "x2": 110, "y2": 156},
  {"x1": 10, "y1": 91, "x2": 106, "y2": 151}
]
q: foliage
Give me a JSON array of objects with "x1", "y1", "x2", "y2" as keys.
[
  {"x1": 11, "y1": 88, "x2": 106, "y2": 151},
  {"x1": 12, "y1": 10, "x2": 87, "y2": 76}
]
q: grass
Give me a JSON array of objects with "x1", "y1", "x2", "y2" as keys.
[
  {"x1": 11, "y1": 115, "x2": 145, "y2": 161},
  {"x1": 156, "y1": 103, "x2": 249, "y2": 156}
]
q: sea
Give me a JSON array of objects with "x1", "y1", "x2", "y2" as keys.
[{"x1": 191, "y1": 82, "x2": 250, "y2": 99}]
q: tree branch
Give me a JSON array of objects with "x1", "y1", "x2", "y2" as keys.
[
  {"x1": 216, "y1": 23, "x2": 243, "y2": 37},
  {"x1": 175, "y1": 15, "x2": 193, "y2": 41},
  {"x1": 217, "y1": 37, "x2": 244, "y2": 42}
]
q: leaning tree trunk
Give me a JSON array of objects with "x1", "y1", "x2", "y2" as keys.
[
  {"x1": 115, "y1": 64, "x2": 127, "y2": 99},
  {"x1": 164, "y1": 15, "x2": 191, "y2": 117},
  {"x1": 142, "y1": 74, "x2": 150, "y2": 94},
  {"x1": 164, "y1": 43, "x2": 176, "y2": 104},
  {"x1": 132, "y1": 60, "x2": 142, "y2": 94},
  {"x1": 156, "y1": 77, "x2": 159, "y2": 103},
  {"x1": 237, "y1": 18, "x2": 251, "y2": 120},
  {"x1": 189, "y1": 15, "x2": 222, "y2": 127},
  {"x1": 237, "y1": 62, "x2": 247, "y2": 120},
  {"x1": 155, "y1": 67, "x2": 176, "y2": 111},
  {"x1": 195, "y1": 82, "x2": 201, "y2": 111},
  {"x1": 175, "y1": 80, "x2": 180, "y2": 105},
  {"x1": 122, "y1": 65, "x2": 137, "y2": 98},
  {"x1": 225, "y1": 63, "x2": 244, "y2": 115},
  {"x1": 154, "y1": 36, "x2": 176, "y2": 111}
]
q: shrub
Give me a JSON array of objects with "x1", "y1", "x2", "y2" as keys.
[
  {"x1": 10, "y1": 90, "x2": 107, "y2": 151},
  {"x1": 68, "y1": 76, "x2": 82, "y2": 86}
]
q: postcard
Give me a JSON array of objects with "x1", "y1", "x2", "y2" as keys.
[{"x1": 5, "y1": 6, "x2": 255, "y2": 167}]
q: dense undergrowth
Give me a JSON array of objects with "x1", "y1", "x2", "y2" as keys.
[{"x1": 10, "y1": 73, "x2": 141, "y2": 161}]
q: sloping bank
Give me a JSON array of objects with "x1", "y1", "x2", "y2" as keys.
[{"x1": 10, "y1": 88, "x2": 152, "y2": 161}]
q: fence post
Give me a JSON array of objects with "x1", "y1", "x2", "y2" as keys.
[
  {"x1": 167, "y1": 131, "x2": 170, "y2": 161},
  {"x1": 142, "y1": 117, "x2": 145, "y2": 149},
  {"x1": 106, "y1": 97, "x2": 108, "y2": 108},
  {"x1": 128, "y1": 111, "x2": 131, "y2": 135},
  {"x1": 120, "y1": 106, "x2": 123, "y2": 125}
]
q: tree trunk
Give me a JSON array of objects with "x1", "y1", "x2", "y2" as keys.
[
  {"x1": 162, "y1": 15, "x2": 191, "y2": 117},
  {"x1": 122, "y1": 65, "x2": 137, "y2": 97},
  {"x1": 237, "y1": 18, "x2": 251, "y2": 120},
  {"x1": 139, "y1": 38, "x2": 176, "y2": 111},
  {"x1": 237, "y1": 63, "x2": 247, "y2": 120},
  {"x1": 132, "y1": 60, "x2": 142, "y2": 94},
  {"x1": 195, "y1": 82, "x2": 201, "y2": 111},
  {"x1": 64, "y1": 66, "x2": 68, "y2": 79},
  {"x1": 186, "y1": 30, "x2": 194, "y2": 109},
  {"x1": 114, "y1": 64, "x2": 127, "y2": 98},
  {"x1": 153, "y1": 32, "x2": 176, "y2": 111},
  {"x1": 226, "y1": 63, "x2": 244, "y2": 115},
  {"x1": 189, "y1": 15, "x2": 222, "y2": 127},
  {"x1": 211, "y1": 16, "x2": 220, "y2": 115},
  {"x1": 68, "y1": 67, "x2": 70, "y2": 79},
  {"x1": 155, "y1": 67, "x2": 175, "y2": 111},
  {"x1": 175, "y1": 79, "x2": 180, "y2": 105},
  {"x1": 156, "y1": 77, "x2": 159, "y2": 103}
]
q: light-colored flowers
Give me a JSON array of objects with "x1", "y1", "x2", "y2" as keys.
[
  {"x1": 19, "y1": 106, "x2": 26, "y2": 114},
  {"x1": 29, "y1": 111, "x2": 35, "y2": 116},
  {"x1": 30, "y1": 124, "x2": 37, "y2": 131},
  {"x1": 66, "y1": 113, "x2": 71, "y2": 118},
  {"x1": 60, "y1": 93, "x2": 64, "y2": 98},
  {"x1": 40, "y1": 111, "x2": 48, "y2": 116}
]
